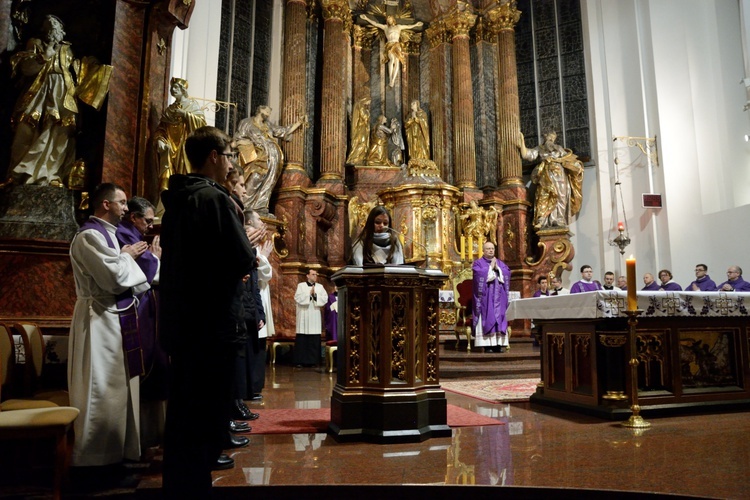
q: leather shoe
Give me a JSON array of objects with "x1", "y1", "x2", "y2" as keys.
[
  {"x1": 233, "y1": 399, "x2": 252, "y2": 420},
  {"x1": 223, "y1": 435, "x2": 250, "y2": 449},
  {"x1": 229, "y1": 420, "x2": 251, "y2": 433},
  {"x1": 212, "y1": 454, "x2": 235, "y2": 471}
]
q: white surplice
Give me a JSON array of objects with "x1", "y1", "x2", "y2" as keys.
[
  {"x1": 68, "y1": 217, "x2": 149, "y2": 466},
  {"x1": 294, "y1": 282, "x2": 328, "y2": 335},
  {"x1": 257, "y1": 253, "x2": 274, "y2": 339}
]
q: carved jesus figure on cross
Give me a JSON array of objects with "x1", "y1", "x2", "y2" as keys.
[{"x1": 360, "y1": 14, "x2": 423, "y2": 88}]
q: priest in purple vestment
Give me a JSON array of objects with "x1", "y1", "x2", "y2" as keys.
[
  {"x1": 570, "y1": 265, "x2": 603, "y2": 294},
  {"x1": 324, "y1": 286, "x2": 338, "y2": 343},
  {"x1": 717, "y1": 265, "x2": 750, "y2": 292},
  {"x1": 116, "y1": 197, "x2": 167, "y2": 448},
  {"x1": 532, "y1": 275, "x2": 550, "y2": 297},
  {"x1": 658, "y1": 269, "x2": 682, "y2": 291},
  {"x1": 687, "y1": 264, "x2": 717, "y2": 291},
  {"x1": 642, "y1": 273, "x2": 660, "y2": 291},
  {"x1": 472, "y1": 241, "x2": 511, "y2": 353}
]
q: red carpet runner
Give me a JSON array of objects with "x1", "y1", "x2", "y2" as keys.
[{"x1": 244, "y1": 404, "x2": 503, "y2": 435}]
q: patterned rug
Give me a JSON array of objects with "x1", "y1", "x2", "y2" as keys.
[
  {"x1": 245, "y1": 404, "x2": 502, "y2": 434},
  {"x1": 440, "y1": 378, "x2": 540, "y2": 403}
]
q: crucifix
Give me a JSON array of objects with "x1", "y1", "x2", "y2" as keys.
[{"x1": 359, "y1": 12, "x2": 423, "y2": 88}]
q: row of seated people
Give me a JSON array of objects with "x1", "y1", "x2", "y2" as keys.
[{"x1": 533, "y1": 264, "x2": 750, "y2": 296}]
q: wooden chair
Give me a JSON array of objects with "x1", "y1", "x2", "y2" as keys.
[
  {"x1": 11, "y1": 323, "x2": 69, "y2": 406},
  {"x1": 325, "y1": 340, "x2": 337, "y2": 373},
  {"x1": 452, "y1": 267, "x2": 474, "y2": 352},
  {"x1": 0, "y1": 324, "x2": 59, "y2": 411}
]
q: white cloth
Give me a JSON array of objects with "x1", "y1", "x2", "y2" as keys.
[
  {"x1": 67, "y1": 218, "x2": 149, "y2": 466},
  {"x1": 552, "y1": 287, "x2": 570, "y2": 295},
  {"x1": 294, "y1": 282, "x2": 328, "y2": 335},
  {"x1": 351, "y1": 238, "x2": 405, "y2": 266},
  {"x1": 256, "y1": 254, "x2": 274, "y2": 339}
]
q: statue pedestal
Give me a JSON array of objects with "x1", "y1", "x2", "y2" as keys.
[
  {"x1": 329, "y1": 265, "x2": 451, "y2": 443},
  {"x1": 0, "y1": 185, "x2": 80, "y2": 241}
]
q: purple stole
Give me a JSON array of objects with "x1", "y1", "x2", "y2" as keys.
[
  {"x1": 642, "y1": 282, "x2": 660, "y2": 291},
  {"x1": 472, "y1": 257, "x2": 510, "y2": 335},
  {"x1": 687, "y1": 276, "x2": 717, "y2": 291},
  {"x1": 78, "y1": 218, "x2": 145, "y2": 377},
  {"x1": 532, "y1": 290, "x2": 549, "y2": 297},
  {"x1": 571, "y1": 280, "x2": 602, "y2": 294},
  {"x1": 659, "y1": 281, "x2": 682, "y2": 291},
  {"x1": 717, "y1": 277, "x2": 750, "y2": 292},
  {"x1": 324, "y1": 293, "x2": 338, "y2": 342}
]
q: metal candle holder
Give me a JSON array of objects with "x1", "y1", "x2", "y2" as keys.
[{"x1": 621, "y1": 309, "x2": 651, "y2": 428}]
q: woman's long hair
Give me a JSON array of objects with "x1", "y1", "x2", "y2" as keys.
[{"x1": 352, "y1": 205, "x2": 399, "y2": 264}]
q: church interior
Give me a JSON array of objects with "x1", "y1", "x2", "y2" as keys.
[{"x1": 1, "y1": 0, "x2": 750, "y2": 497}]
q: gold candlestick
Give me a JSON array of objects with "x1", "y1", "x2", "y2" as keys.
[{"x1": 621, "y1": 309, "x2": 650, "y2": 428}]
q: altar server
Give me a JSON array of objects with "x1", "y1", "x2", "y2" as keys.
[{"x1": 294, "y1": 268, "x2": 328, "y2": 366}]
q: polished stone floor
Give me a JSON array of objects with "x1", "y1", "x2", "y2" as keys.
[
  {"x1": 5, "y1": 363, "x2": 750, "y2": 498},
  {"x1": 133, "y1": 365, "x2": 749, "y2": 498}
]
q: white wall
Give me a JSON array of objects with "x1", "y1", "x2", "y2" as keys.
[{"x1": 580, "y1": 0, "x2": 750, "y2": 289}]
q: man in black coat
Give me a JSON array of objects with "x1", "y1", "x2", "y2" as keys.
[{"x1": 159, "y1": 126, "x2": 255, "y2": 498}]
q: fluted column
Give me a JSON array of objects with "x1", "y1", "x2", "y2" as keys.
[
  {"x1": 319, "y1": 0, "x2": 350, "y2": 181},
  {"x1": 487, "y1": 2, "x2": 523, "y2": 185},
  {"x1": 351, "y1": 25, "x2": 372, "y2": 103},
  {"x1": 401, "y1": 32, "x2": 422, "y2": 121},
  {"x1": 281, "y1": 0, "x2": 308, "y2": 170},
  {"x1": 445, "y1": 8, "x2": 477, "y2": 189},
  {"x1": 426, "y1": 22, "x2": 452, "y2": 183}
]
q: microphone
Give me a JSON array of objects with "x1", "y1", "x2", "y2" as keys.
[{"x1": 386, "y1": 227, "x2": 429, "y2": 269}]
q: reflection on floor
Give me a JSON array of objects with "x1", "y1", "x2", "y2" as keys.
[{"x1": 4, "y1": 364, "x2": 750, "y2": 498}]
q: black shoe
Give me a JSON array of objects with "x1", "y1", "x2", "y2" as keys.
[
  {"x1": 229, "y1": 420, "x2": 251, "y2": 433},
  {"x1": 223, "y1": 435, "x2": 250, "y2": 449},
  {"x1": 498, "y1": 346, "x2": 507, "y2": 353},
  {"x1": 249, "y1": 393, "x2": 263, "y2": 401},
  {"x1": 233, "y1": 399, "x2": 253, "y2": 420},
  {"x1": 212, "y1": 454, "x2": 235, "y2": 471}
]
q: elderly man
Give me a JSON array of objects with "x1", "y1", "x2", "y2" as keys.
[
  {"x1": 294, "y1": 268, "x2": 328, "y2": 367},
  {"x1": 472, "y1": 241, "x2": 511, "y2": 353},
  {"x1": 687, "y1": 264, "x2": 717, "y2": 291},
  {"x1": 115, "y1": 196, "x2": 166, "y2": 449},
  {"x1": 717, "y1": 266, "x2": 750, "y2": 292},
  {"x1": 68, "y1": 183, "x2": 149, "y2": 467},
  {"x1": 571, "y1": 265, "x2": 603, "y2": 294},
  {"x1": 616, "y1": 275, "x2": 628, "y2": 290},
  {"x1": 642, "y1": 273, "x2": 660, "y2": 291}
]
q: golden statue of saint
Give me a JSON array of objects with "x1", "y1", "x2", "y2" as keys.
[
  {"x1": 405, "y1": 100, "x2": 430, "y2": 161},
  {"x1": 346, "y1": 96, "x2": 371, "y2": 165},
  {"x1": 366, "y1": 115, "x2": 394, "y2": 166}
]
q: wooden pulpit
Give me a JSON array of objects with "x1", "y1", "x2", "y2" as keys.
[{"x1": 328, "y1": 265, "x2": 451, "y2": 443}]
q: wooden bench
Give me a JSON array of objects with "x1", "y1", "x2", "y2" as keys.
[{"x1": 267, "y1": 336, "x2": 336, "y2": 370}]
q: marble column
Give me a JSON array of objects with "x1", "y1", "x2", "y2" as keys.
[
  {"x1": 319, "y1": 0, "x2": 350, "y2": 183},
  {"x1": 401, "y1": 32, "x2": 422, "y2": 122},
  {"x1": 487, "y1": 2, "x2": 523, "y2": 185},
  {"x1": 445, "y1": 8, "x2": 477, "y2": 190},
  {"x1": 351, "y1": 25, "x2": 373, "y2": 103},
  {"x1": 281, "y1": 0, "x2": 308, "y2": 171},
  {"x1": 425, "y1": 22, "x2": 452, "y2": 184},
  {"x1": 470, "y1": 16, "x2": 499, "y2": 189}
]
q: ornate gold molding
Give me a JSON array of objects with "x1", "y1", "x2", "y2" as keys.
[
  {"x1": 402, "y1": 31, "x2": 423, "y2": 55},
  {"x1": 444, "y1": 9, "x2": 477, "y2": 38},
  {"x1": 320, "y1": 0, "x2": 350, "y2": 23},
  {"x1": 485, "y1": 1, "x2": 521, "y2": 32},
  {"x1": 425, "y1": 21, "x2": 450, "y2": 48}
]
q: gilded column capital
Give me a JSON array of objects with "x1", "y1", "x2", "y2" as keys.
[
  {"x1": 473, "y1": 16, "x2": 497, "y2": 43},
  {"x1": 352, "y1": 24, "x2": 377, "y2": 49},
  {"x1": 320, "y1": 0, "x2": 350, "y2": 23},
  {"x1": 425, "y1": 22, "x2": 450, "y2": 48},
  {"x1": 444, "y1": 9, "x2": 477, "y2": 39},
  {"x1": 402, "y1": 31, "x2": 423, "y2": 55},
  {"x1": 485, "y1": 1, "x2": 521, "y2": 32}
]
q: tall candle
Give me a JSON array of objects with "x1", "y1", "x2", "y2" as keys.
[
  {"x1": 626, "y1": 255, "x2": 637, "y2": 311},
  {"x1": 460, "y1": 236, "x2": 466, "y2": 261},
  {"x1": 468, "y1": 236, "x2": 473, "y2": 261}
]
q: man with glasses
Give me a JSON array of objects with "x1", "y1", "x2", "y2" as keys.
[
  {"x1": 116, "y1": 197, "x2": 166, "y2": 449},
  {"x1": 68, "y1": 183, "x2": 149, "y2": 468},
  {"x1": 717, "y1": 266, "x2": 750, "y2": 292},
  {"x1": 687, "y1": 264, "x2": 716, "y2": 291},
  {"x1": 159, "y1": 126, "x2": 256, "y2": 497}
]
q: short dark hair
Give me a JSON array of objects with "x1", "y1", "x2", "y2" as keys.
[
  {"x1": 90, "y1": 182, "x2": 125, "y2": 211},
  {"x1": 580, "y1": 265, "x2": 592, "y2": 273},
  {"x1": 127, "y1": 196, "x2": 154, "y2": 217},
  {"x1": 185, "y1": 126, "x2": 232, "y2": 172},
  {"x1": 658, "y1": 269, "x2": 673, "y2": 279},
  {"x1": 696, "y1": 264, "x2": 708, "y2": 271},
  {"x1": 604, "y1": 271, "x2": 615, "y2": 278},
  {"x1": 537, "y1": 276, "x2": 548, "y2": 284}
]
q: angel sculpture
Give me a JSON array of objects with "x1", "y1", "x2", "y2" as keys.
[{"x1": 460, "y1": 201, "x2": 498, "y2": 245}]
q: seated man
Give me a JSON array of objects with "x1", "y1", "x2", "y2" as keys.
[
  {"x1": 570, "y1": 265, "x2": 603, "y2": 294},
  {"x1": 687, "y1": 264, "x2": 717, "y2": 291},
  {"x1": 532, "y1": 275, "x2": 550, "y2": 297},
  {"x1": 550, "y1": 276, "x2": 570, "y2": 295},
  {"x1": 616, "y1": 275, "x2": 627, "y2": 290},
  {"x1": 658, "y1": 269, "x2": 682, "y2": 291},
  {"x1": 642, "y1": 273, "x2": 660, "y2": 291},
  {"x1": 717, "y1": 265, "x2": 750, "y2": 292},
  {"x1": 602, "y1": 271, "x2": 620, "y2": 291}
]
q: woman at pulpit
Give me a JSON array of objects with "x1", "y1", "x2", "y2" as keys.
[{"x1": 351, "y1": 206, "x2": 404, "y2": 266}]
